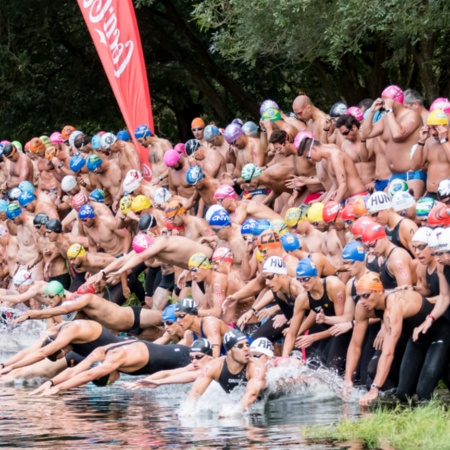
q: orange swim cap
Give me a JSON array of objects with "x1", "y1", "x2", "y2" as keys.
[
  {"x1": 61, "y1": 125, "x2": 76, "y2": 140},
  {"x1": 257, "y1": 230, "x2": 282, "y2": 250},
  {"x1": 191, "y1": 118, "x2": 205, "y2": 128},
  {"x1": 165, "y1": 200, "x2": 186, "y2": 218},
  {"x1": 30, "y1": 137, "x2": 45, "y2": 154},
  {"x1": 355, "y1": 272, "x2": 384, "y2": 292},
  {"x1": 352, "y1": 197, "x2": 368, "y2": 216}
]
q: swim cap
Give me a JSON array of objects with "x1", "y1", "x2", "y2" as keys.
[
  {"x1": 323, "y1": 201, "x2": 341, "y2": 223},
  {"x1": 366, "y1": 192, "x2": 392, "y2": 213},
  {"x1": 88, "y1": 361, "x2": 111, "y2": 387},
  {"x1": 61, "y1": 175, "x2": 77, "y2": 192},
  {"x1": 190, "y1": 338, "x2": 213, "y2": 356},
  {"x1": 241, "y1": 163, "x2": 262, "y2": 181},
  {"x1": 296, "y1": 258, "x2": 318, "y2": 277},
  {"x1": 48, "y1": 132, "x2": 62, "y2": 145},
  {"x1": 45, "y1": 280, "x2": 65, "y2": 297},
  {"x1": 59, "y1": 301, "x2": 78, "y2": 322},
  {"x1": 134, "y1": 124, "x2": 153, "y2": 139},
  {"x1": 119, "y1": 196, "x2": 132, "y2": 214},
  {"x1": 18, "y1": 180, "x2": 35, "y2": 193},
  {"x1": 174, "y1": 143, "x2": 186, "y2": 155},
  {"x1": 351, "y1": 217, "x2": 375, "y2": 237},
  {"x1": 61, "y1": 125, "x2": 76, "y2": 141},
  {"x1": 117, "y1": 130, "x2": 131, "y2": 141},
  {"x1": 329, "y1": 102, "x2": 347, "y2": 117},
  {"x1": 175, "y1": 298, "x2": 198, "y2": 315},
  {"x1": 154, "y1": 187, "x2": 172, "y2": 205},
  {"x1": 101, "y1": 132, "x2": 117, "y2": 149},
  {"x1": 89, "y1": 189, "x2": 105, "y2": 203},
  {"x1": 242, "y1": 121, "x2": 259, "y2": 137},
  {"x1": 223, "y1": 123, "x2": 243, "y2": 144},
  {"x1": 346, "y1": 106, "x2": 364, "y2": 121},
  {"x1": 72, "y1": 193, "x2": 87, "y2": 210},
  {"x1": 165, "y1": 200, "x2": 186, "y2": 218},
  {"x1": 138, "y1": 213, "x2": 157, "y2": 231},
  {"x1": 45, "y1": 218, "x2": 62, "y2": 233},
  {"x1": 412, "y1": 227, "x2": 432, "y2": 244},
  {"x1": 185, "y1": 139, "x2": 201, "y2": 155},
  {"x1": 392, "y1": 191, "x2": 415, "y2": 212},
  {"x1": 355, "y1": 272, "x2": 384, "y2": 292},
  {"x1": 189, "y1": 252, "x2": 212, "y2": 269},
  {"x1": 439, "y1": 228, "x2": 450, "y2": 252},
  {"x1": 381, "y1": 85, "x2": 404, "y2": 104},
  {"x1": 260, "y1": 99, "x2": 279, "y2": 116},
  {"x1": 191, "y1": 118, "x2": 205, "y2": 128},
  {"x1": 45, "y1": 146, "x2": 58, "y2": 160},
  {"x1": 416, "y1": 197, "x2": 435, "y2": 218},
  {"x1": 68, "y1": 130, "x2": 83, "y2": 148},
  {"x1": 341, "y1": 203, "x2": 355, "y2": 221},
  {"x1": 204, "y1": 125, "x2": 221, "y2": 141},
  {"x1": 131, "y1": 195, "x2": 151, "y2": 212},
  {"x1": 33, "y1": 212, "x2": 49, "y2": 228},
  {"x1": 6, "y1": 203, "x2": 22, "y2": 220},
  {"x1": 186, "y1": 166, "x2": 204, "y2": 185},
  {"x1": 388, "y1": 178, "x2": 408, "y2": 197},
  {"x1": 257, "y1": 230, "x2": 282, "y2": 250},
  {"x1": 13, "y1": 270, "x2": 33, "y2": 286},
  {"x1": 67, "y1": 244, "x2": 86, "y2": 259},
  {"x1": 428, "y1": 204, "x2": 450, "y2": 226},
  {"x1": 212, "y1": 247, "x2": 234, "y2": 263},
  {"x1": 427, "y1": 109, "x2": 449, "y2": 126},
  {"x1": 270, "y1": 219, "x2": 288, "y2": 236},
  {"x1": 8, "y1": 188, "x2": 21, "y2": 201},
  {"x1": 163, "y1": 149, "x2": 181, "y2": 167},
  {"x1": 437, "y1": 179, "x2": 450, "y2": 201},
  {"x1": 285, "y1": 207, "x2": 304, "y2": 227},
  {"x1": 261, "y1": 108, "x2": 282, "y2": 122},
  {"x1": 353, "y1": 197, "x2": 368, "y2": 216},
  {"x1": 78, "y1": 204, "x2": 96, "y2": 220},
  {"x1": 280, "y1": 233, "x2": 301, "y2": 252},
  {"x1": 223, "y1": 330, "x2": 248, "y2": 352},
  {"x1": 91, "y1": 134, "x2": 102, "y2": 150},
  {"x1": 430, "y1": 98, "x2": 450, "y2": 115},
  {"x1": 42, "y1": 135, "x2": 52, "y2": 147},
  {"x1": 162, "y1": 304, "x2": 177, "y2": 322},
  {"x1": 214, "y1": 185, "x2": 237, "y2": 201},
  {"x1": 256, "y1": 250, "x2": 264, "y2": 262},
  {"x1": 205, "y1": 205, "x2": 224, "y2": 223},
  {"x1": 30, "y1": 137, "x2": 44, "y2": 154},
  {"x1": 208, "y1": 207, "x2": 231, "y2": 228},
  {"x1": 122, "y1": 169, "x2": 143, "y2": 194},
  {"x1": 252, "y1": 219, "x2": 271, "y2": 236},
  {"x1": 18, "y1": 191, "x2": 35, "y2": 207},
  {"x1": 11, "y1": 140, "x2": 23, "y2": 152},
  {"x1": 241, "y1": 218, "x2": 258, "y2": 236},
  {"x1": 293, "y1": 131, "x2": 316, "y2": 154},
  {"x1": 342, "y1": 241, "x2": 365, "y2": 262},
  {"x1": 250, "y1": 338, "x2": 274, "y2": 358},
  {"x1": 362, "y1": 223, "x2": 386, "y2": 244},
  {"x1": 132, "y1": 234, "x2": 154, "y2": 253},
  {"x1": 307, "y1": 202, "x2": 324, "y2": 223},
  {"x1": 0, "y1": 224, "x2": 8, "y2": 237},
  {"x1": 69, "y1": 154, "x2": 86, "y2": 173},
  {"x1": 87, "y1": 154, "x2": 103, "y2": 171},
  {"x1": 0, "y1": 200, "x2": 7, "y2": 213},
  {"x1": 2, "y1": 144, "x2": 16, "y2": 159},
  {"x1": 429, "y1": 227, "x2": 444, "y2": 249}
]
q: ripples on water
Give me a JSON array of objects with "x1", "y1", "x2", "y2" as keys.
[{"x1": 0, "y1": 320, "x2": 362, "y2": 449}]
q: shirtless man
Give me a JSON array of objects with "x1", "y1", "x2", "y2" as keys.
[
  {"x1": 0, "y1": 224, "x2": 19, "y2": 285},
  {"x1": 184, "y1": 166, "x2": 220, "y2": 214},
  {"x1": 360, "y1": 85, "x2": 424, "y2": 197},
  {"x1": 101, "y1": 132, "x2": 141, "y2": 176},
  {"x1": 189, "y1": 143, "x2": 227, "y2": 179},
  {"x1": 36, "y1": 152, "x2": 61, "y2": 202},
  {"x1": 204, "y1": 125, "x2": 234, "y2": 171},
  {"x1": 403, "y1": 89, "x2": 429, "y2": 124},
  {"x1": 191, "y1": 117, "x2": 207, "y2": 146},
  {"x1": 166, "y1": 151, "x2": 196, "y2": 199},
  {"x1": 292, "y1": 93, "x2": 329, "y2": 141},
  {"x1": 1, "y1": 144, "x2": 34, "y2": 191},
  {"x1": 18, "y1": 191, "x2": 59, "y2": 220}
]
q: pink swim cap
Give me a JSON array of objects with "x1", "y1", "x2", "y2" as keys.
[
  {"x1": 49, "y1": 132, "x2": 63, "y2": 145},
  {"x1": 430, "y1": 97, "x2": 450, "y2": 115},
  {"x1": 381, "y1": 85, "x2": 404, "y2": 104},
  {"x1": 214, "y1": 185, "x2": 237, "y2": 200},
  {"x1": 346, "y1": 106, "x2": 364, "y2": 121},
  {"x1": 293, "y1": 131, "x2": 316, "y2": 152},
  {"x1": 174, "y1": 143, "x2": 186, "y2": 155},
  {"x1": 212, "y1": 247, "x2": 234, "y2": 263},
  {"x1": 132, "y1": 234, "x2": 154, "y2": 253},
  {"x1": 164, "y1": 149, "x2": 181, "y2": 167},
  {"x1": 1, "y1": 140, "x2": 11, "y2": 146}
]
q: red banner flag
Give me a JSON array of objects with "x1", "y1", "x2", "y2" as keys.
[{"x1": 77, "y1": 0, "x2": 153, "y2": 180}]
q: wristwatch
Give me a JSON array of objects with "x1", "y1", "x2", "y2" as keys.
[
  {"x1": 440, "y1": 138, "x2": 449, "y2": 144},
  {"x1": 385, "y1": 109, "x2": 393, "y2": 113},
  {"x1": 371, "y1": 383, "x2": 381, "y2": 390}
]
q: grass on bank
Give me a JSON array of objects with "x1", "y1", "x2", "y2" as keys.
[{"x1": 303, "y1": 400, "x2": 450, "y2": 449}]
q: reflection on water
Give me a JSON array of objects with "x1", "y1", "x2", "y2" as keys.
[{"x1": 0, "y1": 328, "x2": 362, "y2": 449}]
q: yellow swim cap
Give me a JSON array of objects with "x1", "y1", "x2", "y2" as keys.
[
  {"x1": 256, "y1": 250, "x2": 264, "y2": 262},
  {"x1": 67, "y1": 243, "x2": 86, "y2": 259},
  {"x1": 131, "y1": 195, "x2": 152, "y2": 212},
  {"x1": 119, "y1": 196, "x2": 132, "y2": 214},
  {"x1": 307, "y1": 202, "x2": 324, "y2": 223},
  {"x1": 427, "y1": 109, "x2": 449, "y2": 126},
  {"x1": 188, "y1": 252, "x2": 212, "y2": 269},
  {"x1": 270, "y1": 219, "x2": 289, "y2": 236},
  {"x1": 285, "y1": 208, "x2": 304, "y2": 227}
]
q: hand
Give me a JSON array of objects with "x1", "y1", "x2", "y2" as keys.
[
  {"x1": 272, "y1": 314, "x2": 288, "y2": 329},
  {"x1": 84, "y1": 272, "x2": 103, "y2": 286},
  {"x1": 219, "y1": 172, "x2": 234, "y2": 185},
  {"x1": 177, "y1": 271, "x2": 188, "y2": 290},
  {"x1": 437, "y1": 125, "x2": 449, "y2": 141},
  {"x1": 222, "y1": 296, "x2": 238, "y2": 314},
  {"x1": 370, "y1": 98, "x2": 384, "y2": 112},
  {"x1": 418, "y1": 125, "x2": 429, "y2": 143},
  {"x1": 236, "y1": 309, "x2": 252, "y2": 328},
  {"x1": 111, "y1": 200, "x2": 119, "y2": 214},
  {"x1": 0, "y1": 365, "x2": 13, "y2": 376},
  {"x1": 123, "y1": 286, "x2": 131, "y2": 299},
  {"x1": 383, "y1": 98, "x2": 394, "y2": 109},
  {"x1": 244, "y1": 239, "x2": 254, "y2": 254},
  {"x1": 329, "y1": 322, "x2": 353, "y2": 336},
  {"x1": 11, "y1": 313, "x2": 30, "y2": 325},
  {"x1": 413, "y1": 317, "x2": 433, "y2": 342},
  {"x1": 256, "y1": 306, "x2": 276, "y2": 322},
  {"x1": 258, "y1": 120, "x2": 267, "y2": 133},
  {"x1": 38, "y1": 386, "x2": 60, "y2": 397},
  {"x1": 295, "y1": 334, "x2": 315, "y2": 349},
  {"x1": 341, "y1": 381, "x2": 353, "y2": 401},
  {"x1": 365, "y1": 181, "x2": 375, "y2": 194},
  {"x1": 315, "y1": 310, "x2": 325, "y2": 324},
  {"x1": 373, "y1": 329, "x2": 385, "y2": 350},
  {"x1": 359, "y1": 388, "x2": 379, "y2": 406},
  {"x1": 76, "y1": 176, "x2": 87, "y2": 187},
  {"x1": 43, "y1": 263, "x2": 51, "y2": 281},
  {"x1": 29, "y1": 380, "x2": 53, "y2": 396}
]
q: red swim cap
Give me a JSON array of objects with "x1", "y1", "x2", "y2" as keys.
[
  {"x1": 341, "y1": 203, "x2": 355, "y2": 221},
  {"x1": 427, "y1": 204, "x2": 450, "y2": 226},
  {"x1": 351, "y1": 217, "x2": 375, "y2": 237},
  {"x1": 322, "y1": 201, "x2": 342, "y2": 223},
  {"x1": 76, "y1": 283, "x2": 96, "y2": 295},
  {"x1": 362, "y1": 223, "x2": 386, "y2": 244}
]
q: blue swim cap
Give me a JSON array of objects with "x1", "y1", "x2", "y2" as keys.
[
  {"x1": 241, "y1": 218, "x2": 258, "y2": 236},
  {"x1": 8, "y1": 188, "x2": 21, "y2": 201},
  {"x1": 18, "y1": 191, "x2": 35, "y2": 207},
  {"x1": 117, "y1": 130, "x2": 131, "y2": 141},
  {"x1": 0, "y1": 199, "x2": 8, "y2": 212},
  {"x1": 208, "y1": 207, "x2": 231, "y2": 229},
  {"x1": 186, "y1": 166, "x2": 204, "y2": 185},
  {"x1": 281, "y1": 233, "x2": 301, "y2": 252},
  {"x1": 204, "y1": 125, "x2": 221, "y2": 141},
  {"x1": 78, "y1": 204, "x2": 96, "y2": 220},
  {"x1": 87, "y1": 154, "x2": 103, "y2": 172},
  {"x1": 70, "y1": 154, "x2": 86, "y2": 173},
  {"x1": 232, "y1": 118, "x2": 244, "y2": 127},
  {"x1": 162, "y1": 304, "x2": 177, "y2": 322},
  {"x1": 296, "y1": 257, "x2": 318, "y2": 277},
  {"x1": 134, "y1": 124, "x2": 153, "y2": 139},
  {"x1": 364, "y1": 108, "x2": 386, "y2": 123},
  {"x1": 185, "y1": 139, "x2": 201, "y2": 155},
  {"x1": 18, "y1": 181, "x2": 35, "y2": 193},
  {"x1": 6, "y1": 203, "x2": 22, "y2": 220},
  {"x1": 91, "y1": 134, "x2": 102, "y2": 150},
  {"x1": 342, "y1": 241, "x2": 365, "y2": 262},
  {"x1": 252, "y1": 219, "x2": 271, "y2": 236},
  {"x1": 89, "y1": 189, "x2": 105, "y2": 203}
]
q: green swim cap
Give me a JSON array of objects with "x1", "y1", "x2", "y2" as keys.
[
  {"x1": 241, "y1": 163, "x2": 262, "y2": 181},
  {"x1": 45, "y1": 280, "x2": 65, "y2": 297},
  {"x1": 11, "y1": 141, "x2": 22, "y2": 152},
  {"x1": 388, "y1": 178, "x2": 408, "y2": 197},
  {"x1": 261, "y1": 107, "x2": 282, "y2": 122},
  {"x1": 416, "y1": 197, "x2": 435, "y2": 217}
]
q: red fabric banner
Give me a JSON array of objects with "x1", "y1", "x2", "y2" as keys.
[{"x1": 77, "y1": 0, "x2": 153, "y2": 180}]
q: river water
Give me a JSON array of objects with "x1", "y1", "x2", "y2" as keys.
[{"x1": 0, "y1": 319, "x2": 364, "y2": 450}]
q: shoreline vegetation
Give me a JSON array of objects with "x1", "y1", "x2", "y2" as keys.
[{"x1": 302, "y1": 399, "x2": 450, "y2": 449}]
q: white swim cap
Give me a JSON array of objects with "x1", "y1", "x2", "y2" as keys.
[
  {"x1": 60, "y1": 301, "x2": 78, "y2": 321},
  {"x1": 412, "y1": 227, "x2": 432, "y2": 245},
  {"x1": 250, "y1": 338, "x2": 274, "y2": 357},
  {"x1": 123, "y1": 170, "x2": 143, "y2": 194},
  {"x1": 366, "y1": 192, "x2": 392, "y2": 213},
  {"x1": 392, "y1": 191, "x2": 415, "y2": 212},
  {"x1": 439, "y1": 228, "x2": 450, "y2": 252},
  {"x1": 13, "y1": 270, "x2": 33, "y2": 286},
  {"x1": 429, "y1": 227, "x2": 444, "y2": 249},
  {"x1": 61, "y1": 175, "x2": 77, "y2": 193},
  {"x1": 262, "y1": 256, "x2": 287, "y2": 275}
]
